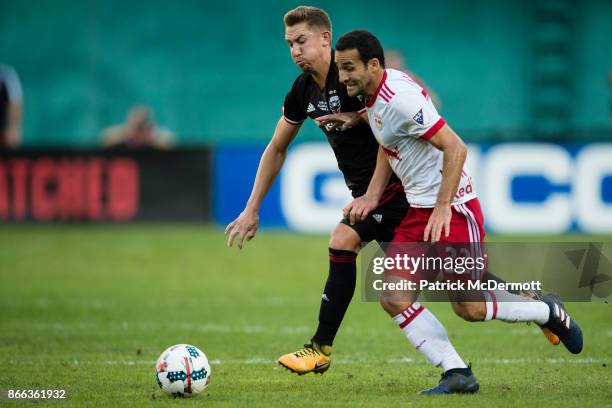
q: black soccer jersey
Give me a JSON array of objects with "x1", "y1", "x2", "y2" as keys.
[{"x1": 283, "y1": 50, "x2": 401, "y2": 198}]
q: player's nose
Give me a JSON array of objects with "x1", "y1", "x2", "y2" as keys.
[
  {"x1": 338, "y1": 71, "x2": 348, "y2": 83},
  {"x1": 291, "y1": 46, "x2": 301, "y2": 58}
]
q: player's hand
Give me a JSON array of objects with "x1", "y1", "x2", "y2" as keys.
[
  {"x1": 424, "y1": 204, "x2": 452, "y2": 243},
  {"x1": 343, "y1": 195, "x2": 379, "y2": 225},
  {"x1": 225, "y1": 210, "x2": 259, "y2": 249},
  {"x1": 314, "y1": 112, "x2": 361, "y2": 131}
]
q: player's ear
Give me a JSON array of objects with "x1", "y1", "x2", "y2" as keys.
[
  {"x1": 321, "y1": 30, "x2": 331, "y2": 47},
  {"x1": 367, "y1": 58, "x2": 381, "y2": 72}
]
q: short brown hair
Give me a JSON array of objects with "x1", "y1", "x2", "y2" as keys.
[
  {"x1": 336, "y1": 30, "x2": 385, "y2": 68},
  {"x1": 284, "y1": 6, "x2": 332, "y2": 31}
]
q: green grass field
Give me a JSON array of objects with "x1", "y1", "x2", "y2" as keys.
[{"x1": 0, "y1": 225, "x2": 610, "y2": 407}]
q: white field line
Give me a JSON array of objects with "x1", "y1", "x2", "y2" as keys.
[
  {"x1": 0, "y1": 322, "x2": 312, "y2": 334},
  {"x1": 4, "y1": 322, "x2": 594, "y2": 338},
  {"x1": 3, "y1": 357, "x2": 606, "y2": 366}
]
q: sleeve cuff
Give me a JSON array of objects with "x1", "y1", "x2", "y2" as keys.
[
  {"x1": 281, "y1": 106, "x2": 305, "y2": 125},
  {"x1": 283, "y1": 115, "x2": 304, "y2": 125},
  {"x1": 422, "y1": 117, "x2": 446, "y2": 140}
]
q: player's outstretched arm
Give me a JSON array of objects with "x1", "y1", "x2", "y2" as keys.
[
  {"x1": 225, "y1": 117, "x2": 301, "y2": 249},
  {"x1": 423, "y1": 124, "x2": 467, "y2": 242},
  {"x1": 314, "y1": 111, "x2": 363, "y2": 131},
  {"x1": 343, "y1": 144, "x2": 392, "y2": 224}
]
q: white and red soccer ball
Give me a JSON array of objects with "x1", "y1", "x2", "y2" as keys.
[{"x1": 156, "y1": 344, "x2": 211, "y2": 397}]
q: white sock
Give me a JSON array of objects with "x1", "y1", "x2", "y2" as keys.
[
  {"x1": 483, "y1": 290, "x2": 550, "y2": 325},
  {"x1": 393, "y1": 303, "x2": 467, "y2": 371}
]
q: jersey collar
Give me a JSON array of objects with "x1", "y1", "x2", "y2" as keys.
[
  {"x1": 366, "y1": 69, "x2": 388, "y2": 108},
  {"x1": 325, "y1": 49, "x2": 336, "y2": 89}
]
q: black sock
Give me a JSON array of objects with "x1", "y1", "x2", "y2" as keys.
[{"x1": 312, "y1": 248, "x2": 357, "y2": 346}]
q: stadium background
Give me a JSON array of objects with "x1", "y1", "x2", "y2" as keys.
[
  {"x1": 1, "y1": 1, "x2": 611, "y2": 406},
  {"x1": 1, "y1": 0, "x2": 611, "y2": 234}
]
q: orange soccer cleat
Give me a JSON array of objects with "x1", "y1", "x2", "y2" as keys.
[
  {"x1": 540, "y1": 326, "x2": 561, "y2": 345},
  {"x1": 277, "y1": 343, "x2": 331, "y2": 375}
]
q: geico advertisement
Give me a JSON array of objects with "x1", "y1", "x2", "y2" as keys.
[{"x1": 215, "y1": 143, "x2": 612, "y2": 234}]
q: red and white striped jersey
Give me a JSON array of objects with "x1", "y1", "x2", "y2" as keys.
[{"x1": 365, "y1": 69, "x2": 476, "y2": 208}]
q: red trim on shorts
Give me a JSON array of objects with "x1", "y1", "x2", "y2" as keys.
[
  {"x1": 455, "y1": 203, "x2": 479, "y2": 243},
  {"x1": 398, "y1": 304, "x2": 425, "y2": 328},
  {"x1": 422, "y1": 118, "x2": 446, "y2": 140},
  {"x1": 366, "y1": 70, "x2": 388, "y2": 107}
]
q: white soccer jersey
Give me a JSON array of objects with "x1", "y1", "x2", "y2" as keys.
[{"x1": 365, "y1": 69, "x2": 476, "y2": 208}]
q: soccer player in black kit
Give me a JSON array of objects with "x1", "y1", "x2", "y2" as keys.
[{"x1": 225, "y1": 6, "x2": 412, "y2": 375}]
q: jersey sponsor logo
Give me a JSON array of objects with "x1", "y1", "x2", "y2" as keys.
[
  {"x1": 329, "y1": 95, "x2": 341, "y2": 114},
  {"x1": 307, "y1": 103, "x2": 315, "y2": 113},
  {"x1": 382, "y1": 145, "x2": 402, "y2": 161},
  {"x1": 324, "y1": 122, "x2": 338, "y2": 132},
  {"x1": 413, "y1": 109, "x2": 424, "y2": 125},
  {"x1": 455, "y1": 177, "x2": 474, "y2": 200},
  {"x1": 317, "y1": 100, "x2": 329, "y2": 112}
]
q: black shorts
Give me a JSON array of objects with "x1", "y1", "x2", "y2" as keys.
[{"x1": 340, "y1": 191, "x2": 409, "y2": 243}]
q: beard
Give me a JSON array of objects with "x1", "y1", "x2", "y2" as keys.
[
  {"x1": 346, "y1": 86, "x2": 358, "y2": 97},
  {"x1": 298, "y1": 63, "x2": 313, "y2": 73},
  {"x1": 345, "y1": 81, "x2": 363, "y2": 97}
]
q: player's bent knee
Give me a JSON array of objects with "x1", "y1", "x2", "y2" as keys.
[
  {"x1": 329, "y1": 223, "x2": 361, "y2": 253},
  {"x1": 452, "y1": 302, "x2": 486, "y2": 322},
  {"x1": 379, "y1": 298, "x2": 413, "y2": 317}
]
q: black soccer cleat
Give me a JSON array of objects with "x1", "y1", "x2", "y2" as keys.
[
  {"x1": 418, "y1": 366, "x2": 480, "y2": 395},
  {"x1": 542, "y1": 293, "x2": 583, "y2": 354}
]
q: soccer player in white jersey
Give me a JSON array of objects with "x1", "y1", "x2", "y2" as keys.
[{"x1": 330, "y1": 29, "x2": 583, "y2": 395}]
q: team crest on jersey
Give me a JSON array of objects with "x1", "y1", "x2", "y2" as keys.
[
  {"x1": 413, "y1": 109, "x2": 424, "y2": 125},
  {"x1": 374, "y1": 112, "x2": 383, "y2": 129},
  {"x1": 329, "y1": 95, "x2": 341, "y2": 114},
  {"x1": 307, "y1": 103, "x2": 315, "y2": 113},
  {"x1": 382, "y1": 145, "x2": 402, "y2": 161},
  {"x1": 317, "y1": 100, "x2": 329, "y2": 111}
]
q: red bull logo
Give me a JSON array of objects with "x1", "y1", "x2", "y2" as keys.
[{"x1": 382, "y1": 145, "x2": 402, "y2": 161}]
